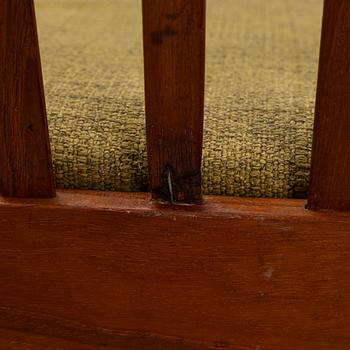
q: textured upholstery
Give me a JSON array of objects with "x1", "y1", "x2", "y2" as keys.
[{"x1": 36, "y1": 0, "x2": 323, "y2": 197}]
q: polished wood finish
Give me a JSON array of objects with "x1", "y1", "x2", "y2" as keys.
[
  {"x1": 308, "y1": 0, "x2": 350, "y2": 210},
  {"x1": 1, "y1": 1, "x2": 350, "y2": 348},
  {"x1": 0, "y1": 0, "x2": 55, "y2": 198},
  {"x1": 0, "y1": 190, "x2": 350, "y2": 349},
  {"x1": 142, "y1": 0, "x2": 205, "y2": 204}
]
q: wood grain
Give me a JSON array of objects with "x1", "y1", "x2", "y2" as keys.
[
  {"x1": 308, "y1": 0, "x2": 350, "y2": 210},
  {"x1": 0, "y1": 0, "x2": 55, "y2": 198},
  {"x1": 142, "y1": 0, "x2": 205, "y2": 204},
  {"x1": 0, "y1": 190, "x2": 350, "y2": 349}
]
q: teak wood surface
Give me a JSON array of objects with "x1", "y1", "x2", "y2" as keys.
[
  {"x1": 308, "y1": 0, "x2": 350, "y2": 210},
  {"x1": 0, "y1": 190, "x2": 350, "y2": 350},
  {"x1": 143, "y1": 0, "x2": 205, "y2": 204},
  {"x1": 0, "y1": 0, "x2": 55, "y2": 198},
  {"x1": 1, "y1": 0, "x2": 350, "y2": 349}
]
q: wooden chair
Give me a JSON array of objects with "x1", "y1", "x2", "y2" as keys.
[{"x1": 0, "y1": 0, "x2": 349, "y2": 349}]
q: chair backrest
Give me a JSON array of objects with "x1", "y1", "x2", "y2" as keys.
[{"x1": 0, "y1": 0, "x2": 349, "y2": 210}]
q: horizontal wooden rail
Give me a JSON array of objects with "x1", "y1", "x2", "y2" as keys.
[
  {"x1": 0, "y1": 0, "x2": 55, "y2": 198},
  {"x1": 143, "y1": 0, "x2": 205, "y2": 204},
  {"x1": 308, "y1": 0, "x2": 350, "y2": 210},
  {"x1": 0, "y1": 191, "x2": 350, "y2": 349}
]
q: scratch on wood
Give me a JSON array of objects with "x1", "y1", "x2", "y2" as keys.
[{"x1": 151, "y1": 27, "x2": 177, "y2": 45}]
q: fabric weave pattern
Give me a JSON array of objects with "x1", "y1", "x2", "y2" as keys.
[{"x1": 36, "y1": 0, "x2": 323, "y2": 198}]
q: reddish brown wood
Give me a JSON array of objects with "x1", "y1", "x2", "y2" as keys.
[
  {"x1": 142, "y1": 0, "x2": 205, "y2": 204},
  {"x1": 0, "y1": 0, "x2": 55, "y2": 198},
  {"x1": 0, "y1": 190, "x2": 350, "y2": 349},
  {"x1": 308, "y1": 0, "x2": 350, "y2": 210}
]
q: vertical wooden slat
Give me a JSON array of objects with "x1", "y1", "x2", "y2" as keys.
[
  {"x1": 0, "y1": 0, "x2": 55, "y2": 198},
  {"x1": 308, "y1": 0, "x2": 350, "y2": 211},
  {"x1": 142, "y1": 0, "x2": 205, "y2": 204}
]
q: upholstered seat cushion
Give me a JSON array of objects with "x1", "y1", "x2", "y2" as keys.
[{"x1": 35, "y1": 0, "x2": 322, "y2": 198}]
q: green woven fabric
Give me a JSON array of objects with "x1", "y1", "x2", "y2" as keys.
[{"x1": 35, "y1": 0, "x2": 323, "y2": 198}]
